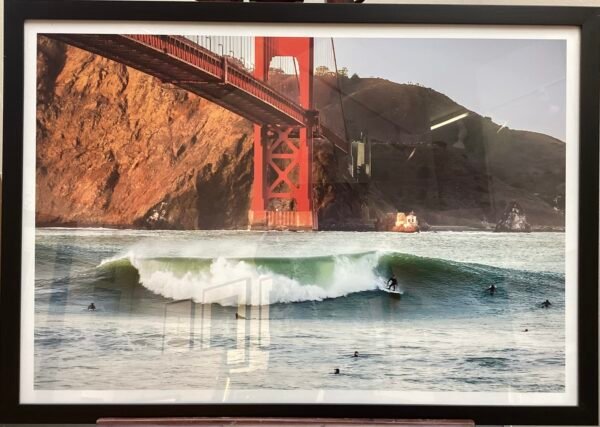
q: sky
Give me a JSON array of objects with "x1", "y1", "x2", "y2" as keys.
[{"x1": 331, "y1": 38, "x2": 567, "y2": 141}]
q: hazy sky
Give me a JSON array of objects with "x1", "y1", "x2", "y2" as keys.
[{"x1": 332, "y1": 38, "x2": 566, "y2": 141}]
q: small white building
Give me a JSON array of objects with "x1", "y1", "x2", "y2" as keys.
[{"x1": 406, "y1": 211, "x2": 418, "y2": 226}]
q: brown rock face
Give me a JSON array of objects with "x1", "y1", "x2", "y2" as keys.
[{"x1": 36, "y1": 36, "x2": 253, "y2": 229}]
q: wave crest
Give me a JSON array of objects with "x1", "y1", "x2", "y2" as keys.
[
  {"x1": 97, "y1": 251, "x2": 563, "y2": 306},
  {"x1": 101, "y1": 252, "x2": 382, "y2": 305}
]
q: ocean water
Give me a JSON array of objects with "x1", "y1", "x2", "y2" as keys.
[{"x1": 34, "y1": 229, "x2": 565, "y2": 393}]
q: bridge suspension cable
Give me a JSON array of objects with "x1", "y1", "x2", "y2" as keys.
[
  {"x1": 312, "y1": 37, "x2": 350, "y2": 146},
  {"x1": 183, "y1": 35, "x2": 255, "y2": 71},
  {"x1": 330, "y1": 38, "x2": 350, "y2": 144}
]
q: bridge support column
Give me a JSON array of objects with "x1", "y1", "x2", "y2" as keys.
[
  {"x1": 249, "y1": 125, "x2": 316, "y2": 230},
  {"x1": 248, "y1": 36, "x2": 316, "y2": 231}
]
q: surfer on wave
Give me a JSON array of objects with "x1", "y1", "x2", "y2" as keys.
[
  {"x1": 87, "y1": 302, "x2": 96, "y2": 311},
  {"x1": 386, "y1": 275, "x2": 398, "y2": 292}
]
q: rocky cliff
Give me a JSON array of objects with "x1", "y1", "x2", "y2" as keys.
[
  {"x1": 313, "y1": 75, "x2": 565, "y2": 229},
  {"x1": 37, "y1": 36, "x2": 254, "y2": 229},
  {"x1": 36, "y1": 37, "x2": 565, "y2": 230}
]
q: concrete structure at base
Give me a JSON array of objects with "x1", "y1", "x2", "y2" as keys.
[{"x1": 248, "y1": 209, "x2": 318, "y2": 231}]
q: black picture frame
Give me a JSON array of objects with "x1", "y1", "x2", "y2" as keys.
[{"x1": 1, "y1": 0, "x2": 598, "y2": 424}]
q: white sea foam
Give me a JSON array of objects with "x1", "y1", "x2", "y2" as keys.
[{"x1": 102, "y1": 252, "x2": 383, "y2": 305}]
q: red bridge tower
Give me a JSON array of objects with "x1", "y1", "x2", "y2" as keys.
[{"x1": 248, "y1": 37, "x2": 317, "y2": 230}]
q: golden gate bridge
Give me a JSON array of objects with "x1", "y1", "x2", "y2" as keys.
[{"x1": 49, "y1": 33, "x2": 351, "y2": 231}]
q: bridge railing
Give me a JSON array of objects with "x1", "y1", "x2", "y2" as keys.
[
  {"x1": 125, "y1": 35, "x2": 308, "y2": 126},
  {"x1": 127, "y1": 34, "x2": 224, "y2": 79}
]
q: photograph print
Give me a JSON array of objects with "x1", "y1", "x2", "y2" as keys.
[{"x1": 23, "y1": 23, "x2": 579, "y2": 406}]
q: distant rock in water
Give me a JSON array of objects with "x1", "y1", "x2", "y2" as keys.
[{"x1": 495, "y1": 201, "x2": 531, "y2": 232}]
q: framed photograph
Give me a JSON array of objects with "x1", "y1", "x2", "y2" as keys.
[{"x1": 1, "y1": 0, "x2": 599, "y2": 424}]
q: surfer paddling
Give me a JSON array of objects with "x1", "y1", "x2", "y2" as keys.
[
  {"x1": 486, "y1": 284, "x2": 497, "y2": 295},
  {"x1": 87, "y1": 302, "x2": 96, "y2": 311},
  {"x1": 386, "y1": 275, "x2": 398, "y2": 292},
  {"x1": 541, "y1": 299, "x2": 552, "y2": 308}
]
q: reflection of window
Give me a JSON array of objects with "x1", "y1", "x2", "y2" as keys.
[
  {"x1": 200, "y1": 278, "x2": 272, "y2": 374},
  {"x1": 162, "y1": 299, "x2": 195, "y2": 353}
]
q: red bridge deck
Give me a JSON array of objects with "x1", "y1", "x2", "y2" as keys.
[
  {"x1": 51, "y1": 34, "x2": 311, "y2": 127},
  {"x1": 50, "y1": 34, "x2": 348, "y2": 152}
]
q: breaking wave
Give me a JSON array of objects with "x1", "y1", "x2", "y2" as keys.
[
  {"x1": 99, "y1": 252, "x2": 381, "y2": 305},
  {"x1": 94, "y1": 251, "x2": 563, "y2": 306}
]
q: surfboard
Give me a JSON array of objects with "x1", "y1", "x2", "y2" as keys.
[{"x1": 380, "y1": 286, "x2": 403, "y2": 296}]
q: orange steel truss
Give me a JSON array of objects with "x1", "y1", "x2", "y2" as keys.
[{"x1": 249, "y1": 37, "x2": 317, "y2": 230}]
